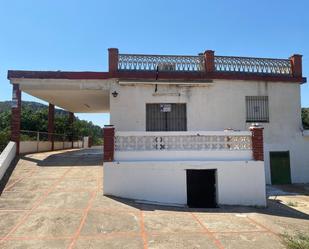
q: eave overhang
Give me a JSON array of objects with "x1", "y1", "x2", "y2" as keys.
[{"x1": 8, "y1": 70, "x2": 306, "y2": 84}]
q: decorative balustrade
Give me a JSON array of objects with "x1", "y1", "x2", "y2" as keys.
[
  {"x1": 116, "y1": 53, "x2": 293, "y2": 76},
  {"x1": 118, "y1": 54, "x2": 204, "y2": 72},
  {"x1": 115, "y1": 131, "x2": 252, "y2": 151},
  {"x1": 214, "y1": 56, "x2": 292, "y2": 75}
]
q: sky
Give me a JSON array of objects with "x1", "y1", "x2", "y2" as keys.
[{"x1": 0, "y1": 0, "x2": 308, "y2": 127}]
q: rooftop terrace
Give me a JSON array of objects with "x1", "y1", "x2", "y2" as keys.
[{"x1": 8, "y1": 48, "x2": 306, "y2": 83}]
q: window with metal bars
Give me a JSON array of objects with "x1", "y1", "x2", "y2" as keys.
[
  {"x1": 246, "y1": 96, "x2": 269, "y2": 122},
  {"x1": 146, "y1": 103, "x2": 187, "y2": 131}
]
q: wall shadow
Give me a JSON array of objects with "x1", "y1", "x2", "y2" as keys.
[
  {"x1": 0, "y1": 157, "x2": 19, "y2": 195},
  {"x1": 104, "y1": 195, "x2": 309, "y2": 220},
  {"x1": 20, "y1": 148, "x2": 103, "y2": 167}
]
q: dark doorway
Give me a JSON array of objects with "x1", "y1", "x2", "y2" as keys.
[
  {"x1": 146, "y1": 103, "x2": 187, "y2": 131},
  {"x1": 270, "y1": 151, "x2": 291, "y2": 184},
  {"x1": 186, "y1": 169, "x2": 217, "y2": 208}
]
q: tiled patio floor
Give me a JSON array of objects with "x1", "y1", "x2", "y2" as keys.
[{"x1": 0, "y1": 148, "x2": 308, "y2": 249}]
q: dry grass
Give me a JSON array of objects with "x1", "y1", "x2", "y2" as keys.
[
  {"x1": 282, "y1": 233, "x2": 309, "y2": 249},
  {"x1": 287, "y1": 201, "x2": 299, "y2": 207}
]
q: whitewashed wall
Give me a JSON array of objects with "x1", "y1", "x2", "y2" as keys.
[
  {"x1": 109, "y1": 80, "x2": 309, "y2": 184},
  {"x1": 83, "y1": 137, "x2": 89, "y2": 148},
  {"x1": 104, "y1": 161, "x2": 266, "y2": 207},
  {"x1": 54, "y1": 142, "x2": 65, "y2": 150},
  {"x1": 0, "y1": 142, "x2": 16, "y2": 180},
  {"x1": 20, "y1": 140, "x2": 83, "y2": 154}
]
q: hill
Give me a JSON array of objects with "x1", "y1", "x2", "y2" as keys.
[{"x1": 0, "y1": 101, "x2": 67, "y2": 115}]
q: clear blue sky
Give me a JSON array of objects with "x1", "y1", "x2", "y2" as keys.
[{"x1": 1, "y1": 0, "x2": 308, "y2": 127}]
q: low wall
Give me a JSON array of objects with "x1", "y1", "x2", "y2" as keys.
[
  {"x1": 73, "y1": 141, "x2": 83, "y2": 148},
  {"x1": 83, "y1": 137, "x2": 89, "y2": 148},
  {"x1": 64, "y1": 142, "x2": 72, "y2": 149},
  {"x1": 0, "y1": 142, "x2": 16, "y2": 180},
  {"x1": 54, "y1": 142, "x2": 65, "y2": 150},
  {"x1": 104, "y1": 160, "x2": 266, "y2": 207},
  {"x1": 20, "y1": 140, "x2": 83, "y2": 154}
]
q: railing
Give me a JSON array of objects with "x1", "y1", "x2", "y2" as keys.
[
  {"x1": 20, "y1": 130, "x2": 72, "y2": 142},
  {"x1": 115, "y1": 131, "x2": 252, "y2": 151},
  {"x1": 214, "y1": 56, "x2": 292, "y2": 75},
  {"x1": 117, "y1": 53, "x2": 293, "y2": 76},
  {"x1": 118, "y1": 54, "x2": 204, "y2": 72}
]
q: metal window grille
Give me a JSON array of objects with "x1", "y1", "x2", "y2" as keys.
[
  {"x1": 146, "y1": 103, "x2": 187, "y2": 131},
  {"x1": 246, "y1": 96, "x2": 269, "y2": 122}
]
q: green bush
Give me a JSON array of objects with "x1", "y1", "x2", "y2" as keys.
[
  {"x1": 302, "y1": 108, "x2": 309, "y2": 129},
  {"x1": 0, "y1": 130, "x2": 10, "y2": 152}
]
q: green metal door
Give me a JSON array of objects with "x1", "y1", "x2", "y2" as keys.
[{"x1": 270, "y1": 151, "x2": 291, "y2": 184}]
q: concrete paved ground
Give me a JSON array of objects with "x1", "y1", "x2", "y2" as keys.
[
  {"x1": 0, "y1": 148, "x2": 308, "y2": 249},
  {"x1": 268, "y1": 184, "x2": 309, "y2": 215}
]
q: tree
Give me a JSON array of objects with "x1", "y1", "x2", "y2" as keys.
[
  {"x1": 302, "y1": 108, "x2": 309, "y2": 129},
  {"x1": 0, "y1": 101, "x2": 103, "y2": 152}
]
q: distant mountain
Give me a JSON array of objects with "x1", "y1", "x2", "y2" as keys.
[{"x1": 0, "y1": 101, "x2": 67, "y2": 115}]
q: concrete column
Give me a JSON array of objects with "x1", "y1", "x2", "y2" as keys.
[
  {"x1": 103, "y1": 125, "x2": 115, "y2": 162},
  {"x1": 11, "y1": 84, "x2": 21, "y2": 155},
  {"x1": 250, "y1": 124, "x2": 264, "y2": 161},
  {"x1": 290, "y1": 54, "x2": 302, "y2": 78},
  {"x1": 108, "y1": 48, "x2": 119, "y2": 73},
  {"x1": 68, "y1": 112, "x2": 74, "y2": 148},
  {"x1": 48, "y1": 104, "x2": 55, "y2": 150},
  {"x1": 204, "y1": 50, "x2": 215, "y2": 73}
]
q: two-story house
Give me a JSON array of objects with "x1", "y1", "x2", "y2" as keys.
[{"x1": 8, "y1": 48, "x2": 308, "y2": 207}]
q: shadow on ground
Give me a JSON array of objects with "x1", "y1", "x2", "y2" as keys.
[
  {"x1": 0, "y1": 157, "x2": 19, "y2": 195},
  {"x1": 20, "y1": 148, "x2": 103, "y2": 167},
  {"x1": 105, "y1": 194, "x2": 309, "y2": 220},
  {"x1": 3, "y1": 147, "x2": 309, "y2": 222}
]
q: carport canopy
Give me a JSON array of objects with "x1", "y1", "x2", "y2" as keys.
[
  {"x1": 8, "y1": 70, "x2": 113, "y2": 155},
  {"x1": 8, "y1": 71, "x2": 112, "y2": 113}
]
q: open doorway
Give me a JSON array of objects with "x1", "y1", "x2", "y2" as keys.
[{"x1": 186, "y1": 169, "x2": 217, "y2": 208}]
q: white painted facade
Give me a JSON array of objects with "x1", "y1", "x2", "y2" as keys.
[
  {"x1": 9, "y1": 72, "x2": 308, "y2": 207},
  {"x1": 8, "y1": 50, "x2": 307, "y2": 207},
  {"x1": 104, "y1": 160, "x2": 266, "y2": 207},
  {"x1": 105, "y1": 129, "x2": 266, "y2": 206},
  {"x1": 109, "y1": 79, "x2": 309, "y2": 184}
]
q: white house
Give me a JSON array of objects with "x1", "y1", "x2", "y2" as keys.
[{"x1": 8, "y1": 48, "x2": 308, "y2": 207}]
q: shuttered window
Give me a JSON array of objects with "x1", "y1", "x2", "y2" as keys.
[{"x1": 246, "y1": 96, "x2": 269, "y2": 122}]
